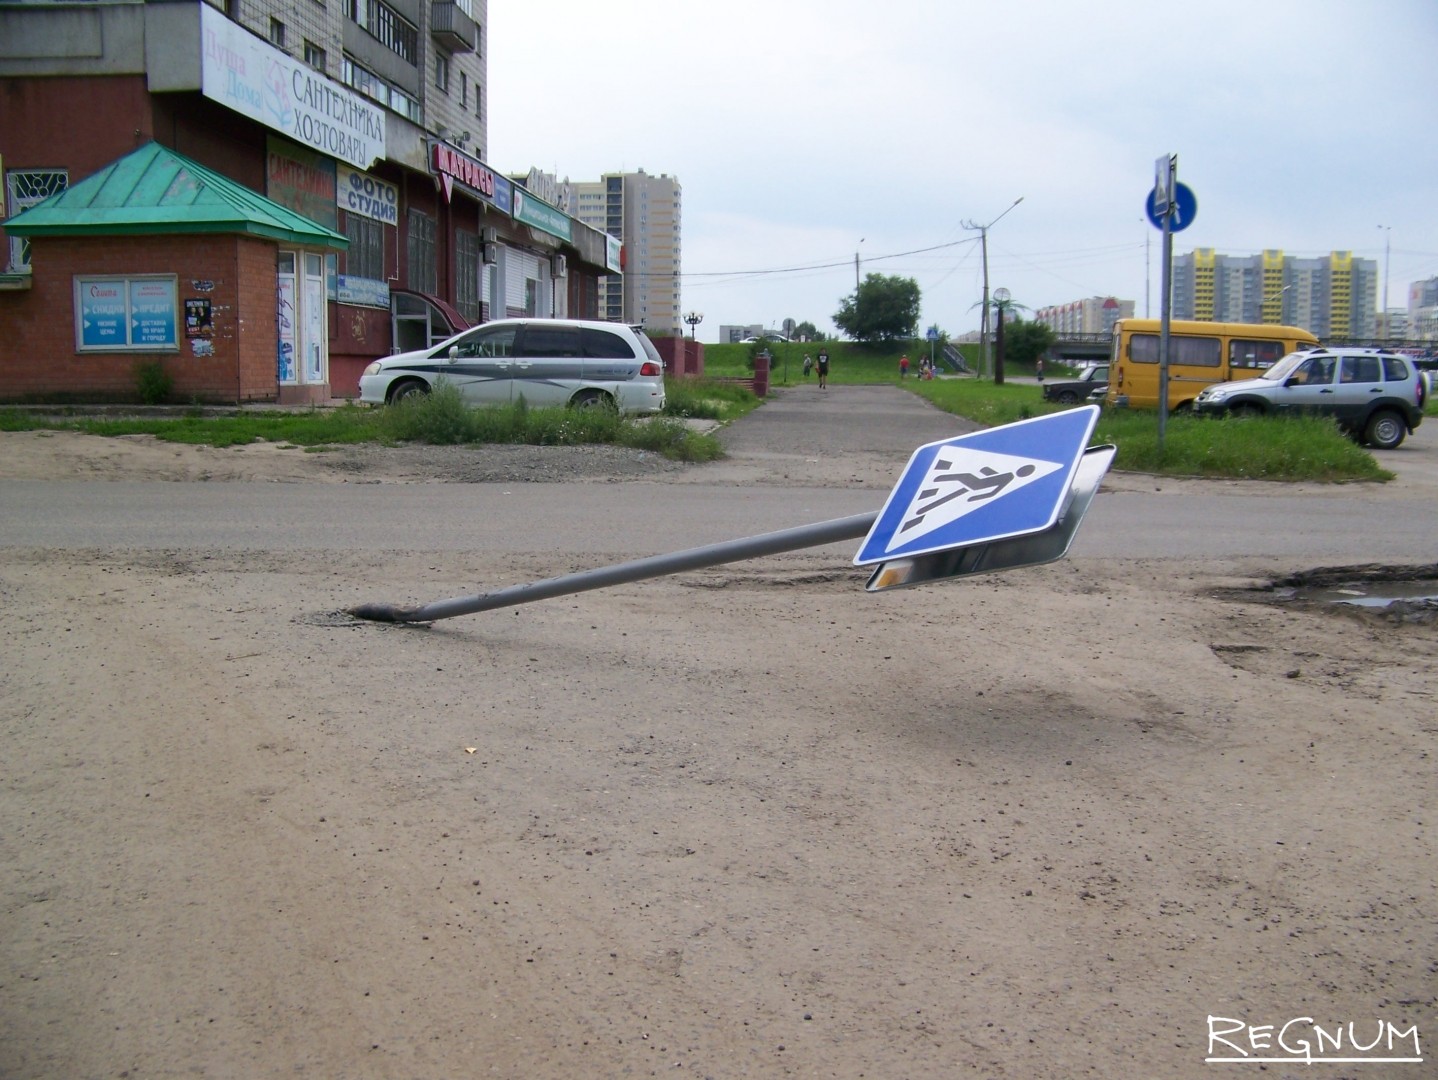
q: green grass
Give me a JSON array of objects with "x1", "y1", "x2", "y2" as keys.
[
  {"x1": 2, "y1": 358, "x2": 1424, "y2": 481},
  {"x1": 0, "y1": 378, "x2": 744, "y2": 464},
  {"x1": 904, "y1": 377, "x2": 1396, "y2": 482},
  {"x1": 703, "y1": 339, "x2": 979, "y2": 385}
]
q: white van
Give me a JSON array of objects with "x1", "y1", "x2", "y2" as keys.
[{"x1": 359, "y1": 318, "x2": 667, "y2": 414}]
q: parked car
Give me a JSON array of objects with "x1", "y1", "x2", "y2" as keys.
[
  {"x1": 1042, "y1": 364, "x2": 1109, "y2": 405},
  {"x1": 1190, "y1": 347, "x2": 1426, "y2": 449},
  {"x1": 359, "y1": 318, "x2": 667, "y2": 415}
]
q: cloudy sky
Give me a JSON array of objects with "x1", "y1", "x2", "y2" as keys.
[{"x1": 490, "y1": 0, "x2": 1438, "y2": 342}]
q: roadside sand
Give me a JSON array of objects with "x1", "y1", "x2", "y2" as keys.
[{"x1": 1, "y1": 423, "x2": 1433, "y2": 1078}]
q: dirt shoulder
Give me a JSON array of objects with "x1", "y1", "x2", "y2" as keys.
[{"x1": 1, "y1": 390, "x2": 1434, "y2": 1079}]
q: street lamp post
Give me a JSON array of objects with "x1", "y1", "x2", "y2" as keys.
[
  {"x1": 1377, "y1": 225, "x2": 1391, "y2": 340},
  {"x1": 962, "y1": 197, "x2": 1023, "y2": 381},
  {"x1": 683, "y1": 311, "x2": 703, "y2": 341},
  {"x1": 855, "y1": 237, "x2": 865, "y2": 291}
]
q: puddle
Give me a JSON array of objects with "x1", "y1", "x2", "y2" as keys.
[
  {"x1": 1256, "y1": 563, "x2": 1438, "y2": 624},
  {"x1": 1293, "y1": 583, "x2": 1438, "y2": 608}
]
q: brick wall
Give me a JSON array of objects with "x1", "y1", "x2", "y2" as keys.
[{"x1": 0, "y1": 234, "x2": 281, "y2": 403}]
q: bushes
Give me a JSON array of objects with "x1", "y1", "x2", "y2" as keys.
[
  {"x1": 376, "y1": 379, "x2": 723, "y2": 461},
  {"x1": 134, "y1": 361, "x2": 173, "y2": 405}
]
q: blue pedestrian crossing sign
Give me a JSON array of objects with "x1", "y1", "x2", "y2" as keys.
[{"x1": 855, "y1": 406, "x2": 1100, "y2": 566}]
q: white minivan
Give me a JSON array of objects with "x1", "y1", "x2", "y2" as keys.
[{"x1": 359, "y1": 318, "x2": 667, "y2": 414}]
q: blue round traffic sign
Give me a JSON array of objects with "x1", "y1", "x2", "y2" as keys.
[{"x1": 1146, "y1": 181, "x2": 1197, "y2": 232}]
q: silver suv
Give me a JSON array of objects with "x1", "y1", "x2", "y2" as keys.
[{"x1": 1191, "y1": 347, "x2": 1428, "y2": 449}]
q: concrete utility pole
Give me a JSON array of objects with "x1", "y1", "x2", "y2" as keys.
[{"x1": 963, "y1": 198, "x2": 1023, "y2": 380}]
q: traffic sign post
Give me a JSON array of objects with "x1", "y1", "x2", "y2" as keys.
[
  {"x1": 1145, "y1": 156, "x2": 1197, "y2": 450},
  {"x1": 855, "y1": 406, "x2": 1101, "y2": 565},
  {"x1": 349, "y1": 409, "x2": 1116, "y2": 624}
]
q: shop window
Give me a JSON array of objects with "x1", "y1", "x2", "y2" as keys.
[
  {"x1": 5, "y1": 168, "x2": 68, "y2": 272},
  {"x1": 343, "y1": 214, "x2": 384, "y2": 281},
  {"x1": 455, "y1": 229, "x2": 481, "y2": 323},
  {"x1": 73, "y1": 275, "x2": 179, "y2": 352},
  {"x1": 406, "y1": 209, "x2": 436, "y2": 294}
]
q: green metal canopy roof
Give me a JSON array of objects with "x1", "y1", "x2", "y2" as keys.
[{"x1": 3, "y1": 141, "x2": 348, "y2": 250}]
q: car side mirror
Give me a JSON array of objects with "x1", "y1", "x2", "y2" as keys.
[
  {"x1": 1284, "y1": 376, "x2": 1300, "y2": 387},
  {"x1": 448, "y1": 345, "x2": 459, "y2": 364}
]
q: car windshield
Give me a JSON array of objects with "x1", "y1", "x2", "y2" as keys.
[{"x1": 1259, "y1": 352, "x2": 1312, "y2": 382}]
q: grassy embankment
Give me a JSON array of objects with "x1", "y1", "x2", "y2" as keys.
[
  {"x1": 2, "y1": 338, "x2": 1428, "y2": 481},
  {"x1": 0, "y1": 376, "x2": 760, "y2": 463},
  {"x1": 703, "y1": 340, "x2": 1424, "y2": 482}
]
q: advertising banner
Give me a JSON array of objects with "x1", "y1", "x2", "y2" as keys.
[
  {"x1": 76, "y1": 276, "x2": 178, "y2": 350},
  {"x1": 336, "y1": 165, "x2": 399, "y2": 225},
  {"x1": 267, "y1": 137, "x2": 337, "y2": 228},
  {"x1": 337, "y1": 275, "x2": 391, "y2": 308},
  {"x1": 200, "y1": 5, "x2": 384, "y2": 168},
  {"x1": 513, "y1": 188, "x2": 572, "y2": 243}
]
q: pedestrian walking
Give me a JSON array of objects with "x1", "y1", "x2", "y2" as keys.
[
  {"x1": 1035, "y1": 358, "x2": 1045, "y2": 383},
  {"x1": 803, "y1": 354, "x2": 813, "y2": 378},
  {"x1": 899, "y1": 354, "x2": 910, "y2": 379},
  {"x1": 816, "y1": 348, "x2": 830, "y2": 389}
]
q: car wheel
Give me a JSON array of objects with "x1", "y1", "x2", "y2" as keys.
[
  {"x1": 387, "y1": 379, "x2": 429, "y2": 405},
  {"x1": 1057, "y1": 389, "x2": 1079, "y2": 404},
  {"x1": 1363, "y1": 409, "x2": 1406, "y2": 450},
  {"x1": 570, "y1": 389, "x2": 616, "y2": 411},
  {"x1": 1229, "y1": 403, "x2": 1262, "y2": 419}
]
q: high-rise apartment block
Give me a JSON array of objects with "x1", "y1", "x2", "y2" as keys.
[
  {"x1": 566, "y1": 170, "x2": 681, "y2": 337},
  {"x1": 1172, "y1": 250, "x2": 1379, "y2": 340}
]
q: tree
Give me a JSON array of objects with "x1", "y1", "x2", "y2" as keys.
[
  {"x1": 1000, "y1": 318, "x2": 1056, "y2": 368},
  {"x1": 833, "y1": 273, "x2": 921, "y2": 344},
  {"x1": 794, "y1": 320, "x2": 824, "y2": 342}
]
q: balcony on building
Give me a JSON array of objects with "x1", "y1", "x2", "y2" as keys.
[{"x1": 430, "y1": 1, "x2": 477, "y2": 53}]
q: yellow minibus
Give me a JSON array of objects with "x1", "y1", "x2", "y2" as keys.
[{"x1": 1107, "y1": 319, "x2": 1320, "y2": 411}]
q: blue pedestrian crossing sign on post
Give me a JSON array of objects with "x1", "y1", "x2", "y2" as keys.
[{"x1": 855, "y1": 406, "x2": 1101, "y2": 567}]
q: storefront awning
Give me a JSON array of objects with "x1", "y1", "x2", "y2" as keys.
[{"x1": 3, "y1": 141, "x2": 348, "y2": 250}]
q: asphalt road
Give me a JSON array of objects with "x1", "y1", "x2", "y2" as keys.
[{"x1": 0, "y1": 385, "x2": 1434, "y2": 564}]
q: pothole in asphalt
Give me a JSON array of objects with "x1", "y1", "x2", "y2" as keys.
[{"x1": 1223, "y1": 563, "x2": 1438, "y2": 624}]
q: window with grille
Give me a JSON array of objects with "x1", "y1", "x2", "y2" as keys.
[
  {"x1": 347, "y1": 0, "x2": 417, "y2": 64},
  {"x1": 455, "y1": 228, "x2": 480, "y2": 323},
  {"x1": 343, "y1": 214, "x2": 384, "y2": 281},
  {"x1": 5, "y1": 168, "x2": 67, "y2": 272},
  {"x1": 406, "y1": 209, "x2": 436, "y2": 294}
]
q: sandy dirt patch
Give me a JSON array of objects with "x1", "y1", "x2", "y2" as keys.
[{"x1": 1, "y1": 420, "x2": 1434, "y2": 1078}]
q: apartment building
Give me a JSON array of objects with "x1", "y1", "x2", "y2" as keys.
[
  {"x1": 565, "y1": 170, "x2": 681, "y2": 337},
  {"x1": 0, "y1": 0, "x2": 616, "y2": 402},
  {"x1": 1171, "y1": 249, "x2": 1379, "y2": 340}
]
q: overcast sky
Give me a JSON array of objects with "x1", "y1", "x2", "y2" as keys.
[{"x1": 489, "y1": 0, "x2": 1438, "y2": 343}]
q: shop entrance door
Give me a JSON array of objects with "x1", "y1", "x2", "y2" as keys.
[{"x1": 277, "y1": 250, "x2": 330, "y2": 401}]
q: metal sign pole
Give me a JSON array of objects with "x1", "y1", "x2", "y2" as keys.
[
  {"x1": 1156, "y1": 154, "x2": 1176, "y2": 450},
  {"x1": 350, "y1": 512, "x2": 878, "y2": 624}
]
